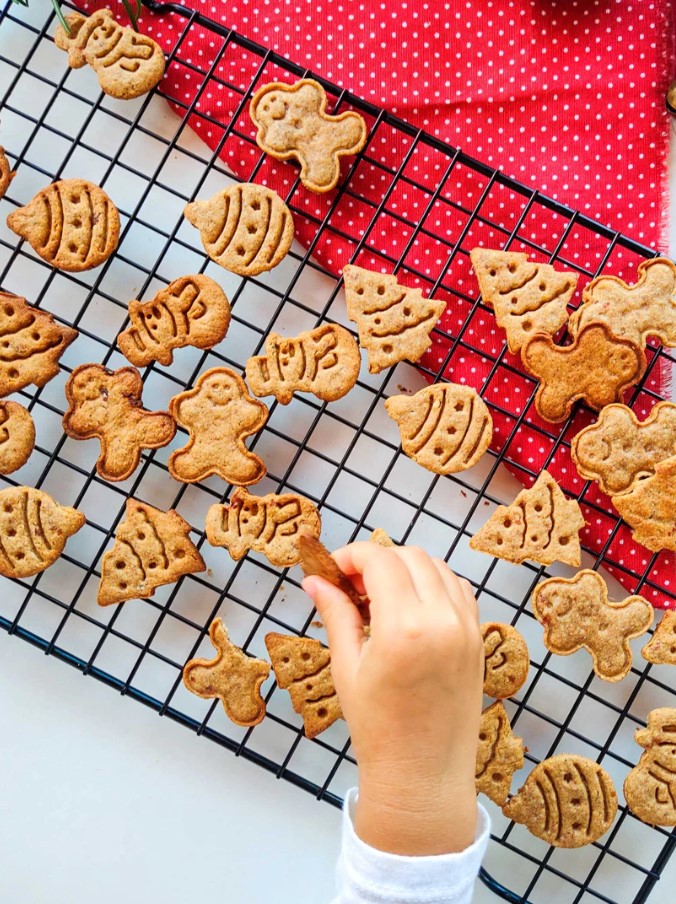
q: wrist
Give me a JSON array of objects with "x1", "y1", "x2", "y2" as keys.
[{"x1": 356, "y1": 769, "x2": 478, "y2": 856}]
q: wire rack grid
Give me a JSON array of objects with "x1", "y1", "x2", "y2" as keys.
[{"x1": 0, "y1": 2, "x2": 674, "y2": 902}]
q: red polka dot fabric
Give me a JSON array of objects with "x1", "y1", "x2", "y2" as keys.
[{"x1": 75, "y1": 0, "x2": 674, "y2": 608}]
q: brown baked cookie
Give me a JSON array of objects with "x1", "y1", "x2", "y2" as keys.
[
  {"x1": 370, "y1": 528, "x2": 395, "y2": 547},
  {"x1": 612, "y1": 457, "x2": 676, "y2": 552},
  {"x1": 503, "y1": 754, "x2": 618, "y2": 847},
  {"x1": 0, "y1": 486, "x2": 84, "y2": 578},
  {"x1": 98, "y1": 499, "x2": 205, "y2": 606},
  {"x1": 63, "y1": 363, "x2": 175, "y2": 482},
  {"x1": 571, "y1": 402, "x2": 676, "y2": 497},
  {"x1": 470, "y1": 470, "x2": 585, "y2": 567},
  {"x1": 168, "y1": 368, "x2": 268, "y2": 486},
  {"x1": 265, "y1": 632, "x2": 342, "y2": 738},
  {"x1": 0, "y1": 292, "x2": 77, "y2": 397},
  {"x1": 624, "y1": 708, "x2": 676, "y2": 826},
  {"x1": 471, "y1": 249, "x2": 577, "y2": 354},
  {"x1": 7, "y1": 178, "x2": 120, "y2": 272},
  {"x1": 0, "y1": 401, "x2": 35, "y2": 475},
  {"x1": 531, "y1": 570, "x2": 654, "y2": 681},
  {"x1": 569, "y1": 257, "x2": 676, "y2": 349},
  {"x1": 184, "y1": 183, "x2": 294, "y2": 277},
  {"x1": 118, "y1": 275, "x2": 231, "y2": 368},
  {"x1": 246, "y1": 323, "x2": 360, "y2": 405},
  {"x1": 521, "y1": 323, "x2": 645, "y2": 423},
  {"x1": 385, "y1": 383, "x2": 493, "y2": 475},
  {"x1": 482, "y1": 622, "x2": 530, "y2": 699},
  {"x1": 0, "y1": 147, "x2": 15, "y2": 199},
  {"x1": 183, "y1": 618, "x2": 270, "y2": 727},
  {"x1": 250, "y1": 79, "x2": 367, "y2": 193},
  {"x1": 54, "y1": 10, "x2": 165, "y2": 100},
  {"x1": 298, "y1": 531, "x2": 364, "y2": 610},
  {"x1": 342, "y1": 265, "x2": 446, "y2": 373},
  {"x1": 206, "y1": 487, "x2": 321, "y2": 568},
  {"x1": 642, "y1": 611, "x2": 676, "y2": 666},
  {"x1": 476, "y1": 702, "x2": 525, "y2": 806}
]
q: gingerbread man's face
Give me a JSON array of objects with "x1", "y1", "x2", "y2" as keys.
[
  {"x1": 202, "y1": 372, "x2": 239, "y2": 406},
  {"x1": 254, "y1": 85, "x2": 320, "y2": 148}
]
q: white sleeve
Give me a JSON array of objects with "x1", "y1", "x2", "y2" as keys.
[{"x1": 330, "y1": 788, "x2": 491, "y2": 904}]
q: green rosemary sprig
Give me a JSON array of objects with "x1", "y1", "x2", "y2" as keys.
[{"x1": 9, "y1": 0, "x2": 144, "y2": 35}]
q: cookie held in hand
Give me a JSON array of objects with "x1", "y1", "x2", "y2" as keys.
[
  {"x1": 0, "y1": 401, "x2": 35, "y2": 475},
  {"x1": 297, "y1": 531, "x2": 363, "y2": 609},
  {"x1": 569, "y1": 257, "x2": 676, "y2": 349},
  {"x1": 206, "y1": 487, "x2": 321, "y2": 568},
  {"x1": 250, "y1": 79, "x2": 367, "y2": 192},
  {"x1": 7, "y1": 179, "x2": 120, "y2": 272},
  {"x1": 471, "y1": 248, "x2": 577, "y2": 354},
  {"x1": 571, "y1": 402, "x2": 676, "y2": 497},
  {"x1": 476, "y1": 702, "x2": 525, "y2": 806},
  {"x1": 0, "y1": 292, "x2": 77, "y2": 397},
  {"x1": 169, "y1": 368, "x2": 268, "y2": 486},
  {"x1": 624, "y1": 708, "x2": 676, "y2": 826},
  {"x1": 184, "y1": 183, "x2": 294, "y2": 276},
  {"x1": 55, "y1": 10, "x2": 165, "y2": 100},
  {"x1": 503, "y1": 754, "x2": 617, "y2": 847},
  {"x1": 63, "y1": 363, "x2": 176, "y2": 482},
  {"x1": 481, "y1": 622, "x2": 529, "y2": 699},
  {"x1": 118, "y1": 275, "x2": 231, "y2": 368},
  {"x1": 531, "y1": 570, "x2": 654, "y2": 681},
  {"x1": 266, "y1": 633, "x2": 342, "y2": 738},
  {"x1": 342, "y1": 265, "x2": 446, "y2": 373},
  {"x1": 612, "y1": 457, "x2": 676, "y2": 552},
  {"x1": 246, "y1": 323, "x2": 360, "y2": 405},
  {"x1": 0, "y1": 486, "x2": 84, "y2": 579},
  {"x1": 183, "y1": 618, "x2": 270, "y2": 727},
  {"x1": 521, "y1": 322, "x2": 645, "y2": 423},
  {"x1": 385, "y1": 383, "x2": 493, "y2": 475},
  {"x1": 470, "y1": 470, "x2": 584, "y2": 567}
]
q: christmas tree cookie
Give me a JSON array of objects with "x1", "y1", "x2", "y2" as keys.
[{"x1": 343, "y1": 264, "x2": 446, "y2": 373}]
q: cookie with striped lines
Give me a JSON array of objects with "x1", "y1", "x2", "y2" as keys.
[
  {"x1": 184, "y1": 183, "x2": 294, "y2": 277},
  {"x1": 0, "y1": 486, "x2": 85, "y2": 579},
  {"x1": 385, "y1": 383, "x2": 493, "y2": 475},
  {"x1": 7, "y1": 178, "x2": 119, "y2": 272}
]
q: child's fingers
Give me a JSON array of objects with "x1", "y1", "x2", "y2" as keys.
[
  {"x1": 332, "y1": 543, "x2": 419, "y2": 617},
  {"x1": 302, "y1": 575, "x2": 365, "y2": 668},
  {"x1": 390, "y1": 546, "x2": 448, "y2": 604},
  {"x1": 431, "y1": 560, "x2": 480, "y2": 626}
]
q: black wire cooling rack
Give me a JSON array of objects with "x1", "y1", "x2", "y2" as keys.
[{"x1": 0, "y1": 2, "x2": 675, "y2": 902}]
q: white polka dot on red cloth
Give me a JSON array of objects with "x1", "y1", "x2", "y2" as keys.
[{"x1": 77, "y1": 0, "x2": 674, "y2": 609}]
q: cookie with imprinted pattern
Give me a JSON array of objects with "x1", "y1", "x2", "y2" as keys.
[
  {"x1": 624, "y1": 708, "x2": 676, "y2": 826},
  {"x1": 612, "y1": 457, "x2": 676, "y2": 552},
  {"x1": 642, "y1": 611, "x2": 676, "y2": 666},
  {"x1": 184, "y1": 183, "x2": 294, "y2": 276},
  {"x1": 0, "y1": 401, "x2": 35, "y2": 475},
  {"x1": 470, "y1": 470, "x2": 585, "y2": 567},
  {"x1": 481, "y1": 622, "x2": 530, "y2": 699},
  {"x1": 385, "y1": 383, "x2": 493, "y2": 475},
  {"x1": 476, "y1": 701, "x2": 525, "y2": 806}
]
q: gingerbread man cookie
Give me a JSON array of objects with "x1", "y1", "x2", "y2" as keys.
[
  {"x1": 183, "y1": 618, "x2": 270, "y2": 727},
  {"x1": 521, "y1": 322, "x2": 645, "y2": 423},
  {"x1": 245, "y1": 323, "x2": 361, "y2": 404},
  {"x1": 250, "y1": 79, "x2": 367, "y2": 192},
  {"x1": 169, "y1": 368, "x2": 268, "y2": 486},
  {"x1": 571, "y1": 402, "x2": 676, "y2": 497},
  {"x1": 569, "y1": 257, "x2": 676, "y2": 349},
  {"x1": 63, "y1": 363, "x2": 176, "y2": 482},
  {"x1": 55, "y1": 10, "x2": 165, "y2": 100},
  {"x1": 118, "y1": 275, "x2": 231, "y2": 368},
  {"x1": 531, "y1": 570, "x2": 654, "y2": 681}
]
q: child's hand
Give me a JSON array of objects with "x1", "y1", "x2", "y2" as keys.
[{"x1": 302, "y1": 543, "x2": 484, "y2": 856}]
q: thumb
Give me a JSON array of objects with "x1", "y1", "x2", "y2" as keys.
[{"x1": 302, "y1": 576, "x2": 364, "y2": 671}]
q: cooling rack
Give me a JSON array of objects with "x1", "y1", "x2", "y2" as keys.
[{"x1": 0, "y1": 1, "x2": 674, "y2": 902}]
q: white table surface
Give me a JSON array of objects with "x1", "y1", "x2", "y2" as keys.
[{"x1": 1, "y1": 10, "x2": 675, "y2": 904}]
